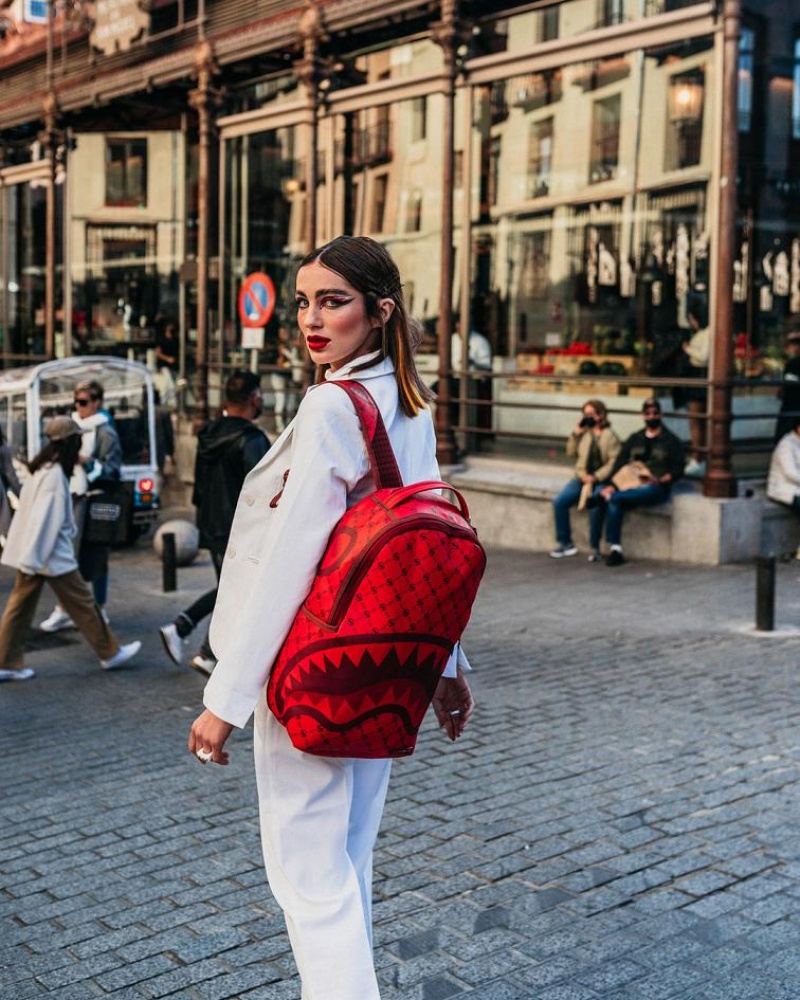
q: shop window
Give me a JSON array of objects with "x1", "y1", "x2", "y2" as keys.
[
  {"x1": 739, "y1": 26, "x2": 755, "y2": 133},
  {"x1": 406, "y1": 189, "x2": 423, "y2": 232},
  {"x1": 105, "y1": 139, "x2": 147, "y2": 208},
  {"x1": 521, "y1": 231, "x2": 551, "y2": 301},
  {"x1": 528, "y1": 118, "x2": 554, "y2": 198},
  {"x1": 665, "y1": 69, "x2": 704, "y2": 170},
  {"x1": 372, "y1": 175, "x2": 388, "y2": 233},
  {"x1": 410, "y1": 97, "x2": 427, "y2": 142},
  {"x1": 588, "y1": 95, "x2": 620, "y2": 184}
]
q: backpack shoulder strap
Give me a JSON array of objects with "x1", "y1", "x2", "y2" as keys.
[{"x1": 332, "y1": 380, "x2": 403, "y2": 489}]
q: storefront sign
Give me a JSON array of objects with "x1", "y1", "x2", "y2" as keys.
[{"x1": 90, "y1": 0, "x2": 150, "y2": 55}]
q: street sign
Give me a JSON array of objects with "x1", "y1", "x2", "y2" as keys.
[{"x1": 238, "y1": 272, "x2": 276, "y2": 329}]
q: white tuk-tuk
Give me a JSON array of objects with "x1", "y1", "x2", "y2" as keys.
[{"x1": 0, "y1": 356, "x2": 162, "y2": 541}]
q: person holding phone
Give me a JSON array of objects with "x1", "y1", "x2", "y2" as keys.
[{"x1": 549, "y1": 399, "x2": 621, "y2": 561}]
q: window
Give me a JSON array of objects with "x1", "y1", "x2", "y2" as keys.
[
  {"x1": 528, "y1": 118, "x2": 554, "y2": 198},
  {"x1": 793, "y1": 36, "x2": 800, "y2": 140},
  {"x1": 372, "y1": 175, "x2": 388, "y2": 233},
  {"x1": 665, "y1": 70, "x2": 704, "y2": 170},
  {"x1": 488, "y1": 137, "x2": 502, "y2": 208},
  {"x1": 598, "y1": 0, "x2": 625, "y2": 28},
  {"x1": 539, "y1": 6, "x2": 559, "y2": 42},
  {"x1": 739, "y1": 26, "x2": 755, "y2": 133},
  {"x1": 589, "y1": 95, "x2": 620, "y2": 183},
  {"x1": 411, "y1": 97, "x2": 427, "y2": 142},
  {"x1": 406, "y1": 189, "x2": 423, "y2": 232},
  {"x1": 105, "y1": 139, "x2": 148, "y2": 208}
]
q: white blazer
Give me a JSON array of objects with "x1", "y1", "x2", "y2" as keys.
[{"x1": 204, "y1": 355, "x2": 452, "y2": 729}]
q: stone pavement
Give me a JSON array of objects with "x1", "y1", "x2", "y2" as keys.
[{"x1": 4, "y1": 537, "x2": 800, "y2": 999}]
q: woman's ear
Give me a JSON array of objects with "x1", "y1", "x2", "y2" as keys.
[{"x1": 377, "y1": 297, "x2": 396, "y2": 325}]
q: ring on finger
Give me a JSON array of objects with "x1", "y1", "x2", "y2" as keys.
[{"x1": 196, "y1": 748, "x2": 213, "y2": 764}]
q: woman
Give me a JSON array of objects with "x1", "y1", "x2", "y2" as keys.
[
  {"x1": 39, "y1": 379, "x2": 123, "y2": 632},
  {"x1": 0, "y1": 424, "x2": 21, "y2": 548},
  {"x1": 549, "y1": 399, "x2": 621, "y2": 562},
  {"x1": 0, "y1": 416, "x2": 140, "y2": 682},
  {"x1": 188, "y1": 236, "x2": 474, "y2": 1000}
]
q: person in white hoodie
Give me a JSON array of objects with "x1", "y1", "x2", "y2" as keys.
[
  {"x1": 0, "y1": 416, "x2": 140, "y2": 682},
  {"x1": 38, "y1": 379, "x2": 123, "y2": 632}
]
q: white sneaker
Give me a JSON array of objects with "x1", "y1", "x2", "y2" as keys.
[
  {"x1": 190, "y1": 653, "x2": 216, "y2": 677},
  {"x1": 684, "y1": 458, "x2": 706, "y2": 477},
  {"x1": 549, "y1": 544, "x2": 578, "y2": 559},
  {"x1": 159, "y1": 623, "x2": 184, "y2": 665},
  {"x1": 0, "y1": 668, "x2": 35, "y2": 682},
  {"x1": 101, "y1": 641, "x2": 142, "y2": 671},
  {"x1": 39, "y1": 607, "x2": 76, "y2": 633}
]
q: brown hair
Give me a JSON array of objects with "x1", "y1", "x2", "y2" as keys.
[
  {"x1": 583, "y1": 399, "x2": 610, "y2": 428},
  {"x1": 297, "y1": 236, "x2": 432, "y2": 417}
]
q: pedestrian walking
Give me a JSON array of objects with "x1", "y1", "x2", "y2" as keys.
[
  {"x1": 0, "y1": 424, "x2": 21, "y2": 548},
  {"x1": 39, "y1": 379, "x2": 123, "y2": 632},
  {"x1": 0, "y1": 417, "x2": 140, "y2": 682},
  {"x1": 159, "y1": 370, "x2": 269, "y2": 675},
  {"x1": 187, "y1": 235, "x2": 474, "y2": 1000}
]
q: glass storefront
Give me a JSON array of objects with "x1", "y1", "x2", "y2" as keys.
[{"x1": 0, "y1": 177, "x2": 56, "y2": 362}]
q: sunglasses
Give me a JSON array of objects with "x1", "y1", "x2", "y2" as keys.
[{"x1": 74, "y1": 398, "x2": 92, "y2": 406}]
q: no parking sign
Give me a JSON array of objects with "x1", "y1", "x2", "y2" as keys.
[{"x1": 238, "y1": 272, "x2": 276, "y2": 348}]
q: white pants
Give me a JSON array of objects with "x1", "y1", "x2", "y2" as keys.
[{"x1": 254, "y1": 698, "x2": 391, "y2": 1000}]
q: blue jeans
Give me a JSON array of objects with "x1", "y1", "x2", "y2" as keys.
[
  {"x1": 553, "y1": 478, "x2": 602, "y2": 549},
  {"x1": 602, "y1": 483, "x2": 671, "y2": 547}
]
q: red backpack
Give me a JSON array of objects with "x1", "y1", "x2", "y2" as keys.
[{"x1": 266, "y1": 380, "x2": 486, "y2": 759}]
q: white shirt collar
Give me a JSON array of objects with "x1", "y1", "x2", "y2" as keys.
[{"x1": 322, "y1": 352, "x2": 393, "y2": 382}]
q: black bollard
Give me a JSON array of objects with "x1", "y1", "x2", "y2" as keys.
[
  {"x1": 162, "y1": 532, "x2": 177, "y2": 593},
  {"x1": 755, "y1": 556, "x2": 775, "y2": 632}
]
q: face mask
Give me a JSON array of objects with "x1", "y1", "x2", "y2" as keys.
[{"x1": 645, "y1": 417, "x2": 662, "y2": 429}]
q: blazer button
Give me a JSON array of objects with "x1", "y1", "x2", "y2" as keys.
[
  {"x1": 228, "y1": 546, "x2": 236, "y2": 559},
  {"x1": 244, "y1": 493, "x2": 255, "y2": 506}
]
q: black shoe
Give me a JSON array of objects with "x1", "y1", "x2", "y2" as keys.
[{"x1": 605, "y1": 548, "x2": 625, "y2": 567}]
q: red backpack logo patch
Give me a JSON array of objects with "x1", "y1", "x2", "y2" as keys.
[{"x1": 266, "y1": 380, "x2": 486, "y2": 758}]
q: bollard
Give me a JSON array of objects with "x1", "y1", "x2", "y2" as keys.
[
  {"x1": 162, "y1": 532, "x2": 177, "y2": 593},
  {"x1": 755, "y1": 555, "x2": 775, "y2": 631}
]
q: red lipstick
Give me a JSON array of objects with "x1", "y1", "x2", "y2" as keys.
[{"x1": 306, "y1": 336, "x2": 330, "y2": 350}]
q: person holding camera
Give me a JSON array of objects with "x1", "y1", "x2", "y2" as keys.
[{"x1": 549, "y1": 399, "x2": 621, "y2": 560}]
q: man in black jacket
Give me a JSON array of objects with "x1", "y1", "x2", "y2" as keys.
[
  {"x1": 590, "y1": 397, "x2": 685, "y2": 567},
  {"x1": 160, "y1": 370, "x2": 269, "y2": 674}
]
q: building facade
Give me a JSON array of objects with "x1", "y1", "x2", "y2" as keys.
[{"x1": 0, "y1": 0, "x2": 796, "y2": 490}]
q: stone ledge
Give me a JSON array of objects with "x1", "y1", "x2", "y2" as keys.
[{"x1": 449, "y1": 457, "x2": 795, "y2": 566}]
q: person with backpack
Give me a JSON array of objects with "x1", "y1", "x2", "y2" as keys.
[
  {"x1": 159, "y1": 369, "x2": 269, "y2": 675},
  {"x1": 187, "y1": 236, "x2": 475, "y2": 1000}
]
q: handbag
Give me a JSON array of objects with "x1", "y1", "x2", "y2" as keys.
[
  {"x1": 266, "y1": 380, "x2": 486, "y2": 759},
  {"x1": 82, "y1": 480, "x2": 127, "y2": 545},
  {"x1": 611, "y1": 461, "x2": 654, "y2": 491}
]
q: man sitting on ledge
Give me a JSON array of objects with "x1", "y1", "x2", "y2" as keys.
[{"x1": 590, "y1": 398, "x2": 685, "y2": 566}]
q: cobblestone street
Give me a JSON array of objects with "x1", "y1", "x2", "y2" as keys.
[{"x1": 4, "y1": 541, "x2": 800, "y2": 999}]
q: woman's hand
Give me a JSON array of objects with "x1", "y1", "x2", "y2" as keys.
[
  {"x1": 431, "y1": 670, "x2": 474, "y2": 742},
  {"x1": 188, "y1": 709, "x2": 234, "y2": 766}
]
